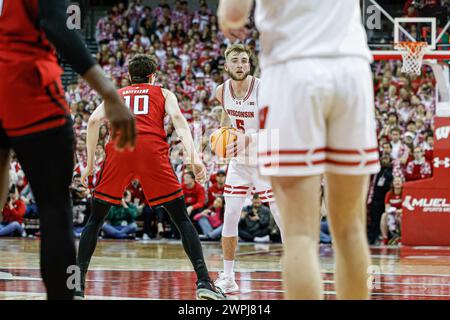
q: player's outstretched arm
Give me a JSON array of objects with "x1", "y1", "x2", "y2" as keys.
[
  {"x1": 218, "y1": 0, "x2": 252, "y2": 28},
  {"x1": 81, "y1": 104, "x2": 106, "y2": 186},
  {"x1": 163, "y1": 89, "x2": 206, "y2": 184},
  {"x1": 82, "y1": 67, "x2": 136, "y2": 151},
  {"x1": 38, "y1": 0, "x2": 136, "y2": 151},
  {"x1": 217, "y1": 0, "x2": 252, "y2": 40}
]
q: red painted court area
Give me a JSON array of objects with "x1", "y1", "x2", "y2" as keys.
[{"x1": 0, "y1": 240, "x2": 449, "y2": 300}]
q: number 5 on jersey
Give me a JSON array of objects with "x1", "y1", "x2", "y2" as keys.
[
  {"x1": 124, "y1": 95, "x2": 150, "y2": 115},
  {"x1": 236, "y1": 119, "x2": 245, "y2": 132}
]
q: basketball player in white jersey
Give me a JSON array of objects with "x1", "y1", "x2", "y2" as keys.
[
  {"x1": 213, "y1": 44, "x2": 283, "y2": 293},
  {"x1": 218, "y1": 0, "x2": 379, "y2": 299}
]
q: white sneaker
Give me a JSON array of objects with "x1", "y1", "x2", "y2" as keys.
[
  {"x1": 142, "y1": 233, "x2": 151, "y2": 240},
  {"x1": 214, "y1": 272, "x2": 239, "y2": 293},
  {"x1": 254, "y1": 235, "x2": 270, "y2": 243}
]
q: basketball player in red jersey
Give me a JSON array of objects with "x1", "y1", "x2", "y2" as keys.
[
  {"x1": 0, "y1": 0, "x2": 135, "y2": 299},
  {"x1": 76, "y1": 55, "x2": 226, "y2": 300}
]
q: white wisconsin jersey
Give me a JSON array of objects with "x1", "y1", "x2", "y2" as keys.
[
  {"x1": 222, "y1": 76, "x2": 260, "y2": 133},
  {"x1": 222, "y1": 76, "x2": 260, "y2": 166},
  {"x1": 255, "y1": 0, "x2": 372, "y2": 69}
]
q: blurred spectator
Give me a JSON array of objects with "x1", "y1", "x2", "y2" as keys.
[
  {"x1": 207, "y1": 169, "x2": 225, "y2": 207},
  {"x1": 143, "y1": 206, "x2": 171, "y2": 240},
  {"x1": 71, "y1": 174, "x2": 91, "y2": 237},
  {"x1": 368, "y1": 155, "x2": 394, "y2": 245},
  {"x1": 421, "y1": 131, "x2": 434, "y2": 162},
  {"x1": 182, "y1": 171, "x2": 206, "y2": 217},
  {"x1": 102, "y1": 190, "x2": 138, "y2": 239},
  {"x1": 405, "y1": 146, "x2": 432, "y2": 181},
  {"x1": 0, "y1": 186, "x2": 26, "y2": 237},
  {"x1": 389, "y1": 127, "x2": 409, "y2": 162},
  {"x1": 380, "y1": 176, "x2": 404, "y2": 245},
  {"x1": 196, "y1": 196, "x2": 224, "y2": 241},
  {"x1": 126, "y1": 180, "x2": 146, "y2": 208},
  {"x1": 20, "y1": 182, "x2": 37, "y2": 217},
  {"x1": 238, "y1": 194, "x2": 271, "y2": 243}
]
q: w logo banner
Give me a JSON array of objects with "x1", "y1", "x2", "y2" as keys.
[{"x1": 436, "y1": 126, "x2": 450, "y2": 141}]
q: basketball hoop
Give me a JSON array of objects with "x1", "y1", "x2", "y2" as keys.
[{"x1": 394, "y1": 41, "x2": 429, "y2": 75}]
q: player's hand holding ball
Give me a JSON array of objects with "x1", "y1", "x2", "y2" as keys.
[
  {"x1": 210, "y1": 127, "x2": 237, "y2": 159},
  {"x1": 226, "y1": 129, "x2": 251, "y2": 159}
]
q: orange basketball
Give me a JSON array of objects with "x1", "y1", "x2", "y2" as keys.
[{"x1": 210, "y1": 127, "x2": 238, "y2": 159}]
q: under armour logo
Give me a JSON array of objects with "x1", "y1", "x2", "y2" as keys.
[{"x1": 433, "y1": 157, "x2": 450, "y2": 168}]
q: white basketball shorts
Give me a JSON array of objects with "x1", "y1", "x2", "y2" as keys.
[
  {"x1": 258, "y1": 57, "x2": 380, "y2": 176},
  {"x1": 224, "y1": 159, "x2": 274, "y2": 203}
]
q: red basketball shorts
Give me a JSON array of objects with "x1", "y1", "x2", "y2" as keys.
[
  {"x1": 94, "y1": 136, "x2": 183, "y2": 206},
  {"x1": 0, "y1": 61, "x2": 70, "y2": 139}
]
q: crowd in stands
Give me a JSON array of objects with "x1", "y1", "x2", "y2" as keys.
[{"x1": 2, "y1": 0, "x2": 449, "y2": 246}]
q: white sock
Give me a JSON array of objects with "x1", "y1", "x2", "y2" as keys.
[{"x1": 224, "y1": 260, "x2": 235, "y2": 277}]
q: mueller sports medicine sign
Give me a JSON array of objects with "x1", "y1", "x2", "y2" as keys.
[
  {"x1": 401, "y1": 117, "x2": 450, "y2": 246},
  {"x1": 403, "y1": 196, "x2": 450, "y2": 213}
]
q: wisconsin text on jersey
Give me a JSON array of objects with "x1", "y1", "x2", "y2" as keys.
[{"x1": 226, "y1": 110, "x2": 255, "y2": 118}]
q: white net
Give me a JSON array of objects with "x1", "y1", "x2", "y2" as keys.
[{"x1": 395, "y1": 42, "x2": 428, "y2": 76}]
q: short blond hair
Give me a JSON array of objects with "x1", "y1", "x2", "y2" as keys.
[{"x1": 224, "y1": 44, "x2": 252, "y2": 61}]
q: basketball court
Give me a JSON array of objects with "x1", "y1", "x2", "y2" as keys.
[
  {"x1": 0, "y1": 239, "x2": 449, "y2": 300},
  {"x1": 0, "y1": 0, "x2": 450, "y2": 301}
]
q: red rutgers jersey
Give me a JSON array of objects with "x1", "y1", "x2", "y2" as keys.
[
  {"x1": 118, "y1": 84, "x2": 168, "y2": 147},
  {"x1": 95, "y1": 84, "x2": 183, "y2": 207},
  {"x1": 0, "y1": 0, "x2": 58, "y2": 64}
]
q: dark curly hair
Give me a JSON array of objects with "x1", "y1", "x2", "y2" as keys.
[{"x1": 128, "y1": 54, "x2": 158, "y2": 84}]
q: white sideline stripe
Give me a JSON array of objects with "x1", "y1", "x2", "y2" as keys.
[
  {"x1": 0, "y1": 276, "x2": 113, "y2": 282},
  {"x1": 6, "y1": 275, "x2": 449, "y2": 288},
  {"x1": 244, "y1": 289, "x2": 450, "y2": 297},
  {"x1": 1, "y1": 267, "x2": 450, "y2": 278},
  {"x1": 3, "y1": 290, "x2": 449, "y2": 299},
  {"x1": 0, "y1": 291, "x2": 163, "y2": 300},
  {"x1": 235, "y1": 249, "x2": 282, "y2": 256},
  {"x1": 369, "y1": 255, "x2": 399, "y2": 259},
  {"x1": 240, "y1": 278, "x2": 450, "y2": 287},
  {"x1": 412, "y1": 246, "x2": 450, "y2": 250},
  {"x1": 405, "y1": 256, "x2": 450, "y2": 260},
  {"x1": 0, "y1": 272, "x2": 13, "y2": 279},
  {"x1": 3, "y1": 276, "x2": 41, "y2": 281}
]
